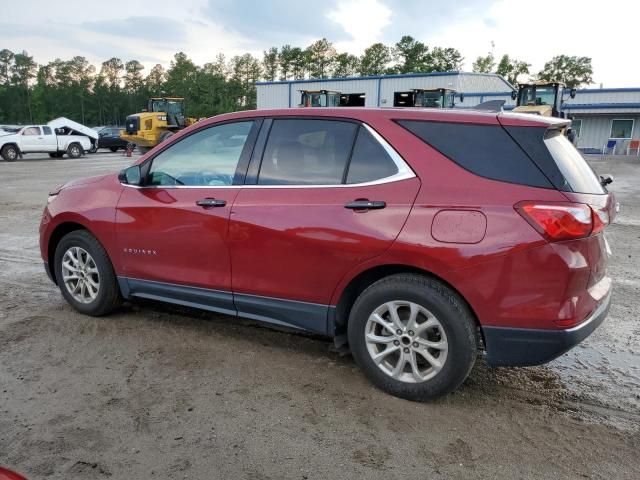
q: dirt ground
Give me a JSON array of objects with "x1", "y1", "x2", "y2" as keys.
[{"x1": 1, "y1": 151, "x2": 639, "y2": 479}]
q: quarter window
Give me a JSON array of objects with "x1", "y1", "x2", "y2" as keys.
[
  {"x1": 258, "y1": 119, "x2": 357, "y2": 185},
  {"x1": 610, "y1": 119, "x2": 633, "y2": 139},
  {"x1": 346, "y1": 127, "x2": 398, "y2": 184},
  {"x1": 147, "y1": 121, "x2": 254, "y2": 186}
]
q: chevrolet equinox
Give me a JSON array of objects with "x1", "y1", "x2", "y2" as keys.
[{"x1": 40, "y1": 108, "x2": 615, "y2": 400}]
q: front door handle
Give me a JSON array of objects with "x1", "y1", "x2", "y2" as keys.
[
  {"x1": 344, "y1": 200, "x2": 387, "y2": 210},
  {"x1": 196, "y1": 198, "x2": 227, "y2": 208}
]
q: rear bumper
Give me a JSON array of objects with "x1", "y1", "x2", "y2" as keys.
[{"x1": 482, "y1": 291, "x2": 611, "y2": 367}]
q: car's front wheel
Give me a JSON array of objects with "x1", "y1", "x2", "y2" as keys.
[
  {"x1": 53, "y1": 230, "x2": 121, "y2": 316},
  {"x1": 347, "y1": 274, "x2": 478, "y2": 401}
]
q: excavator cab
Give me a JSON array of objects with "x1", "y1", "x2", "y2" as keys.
[
  {"x1": 512, "y1": 82, "x2": 577, "y2": 118},
  {"x1": 148, "y1": 97, "x2": 186, "y2": 127},
  {"x1": 299, "y1": 90, "x2": 341, "y2": 107},
  {"x1": 394, "y1": 88, "x2": 461, "y2": 108}
]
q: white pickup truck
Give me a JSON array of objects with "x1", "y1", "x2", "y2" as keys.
[{"x1": 0, "y1": 117, "x2": 98, "y2": 161}]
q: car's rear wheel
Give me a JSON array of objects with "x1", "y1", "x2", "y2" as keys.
[
  {"x1": 53, "y1": 230, "x2": 121, "y2": 316},
  {"x1": 66, "y1": 143, "x2": 82, "y2": 158},
  {"x1": 347, "y1": 274, "x2": 477, "y2": 401}
]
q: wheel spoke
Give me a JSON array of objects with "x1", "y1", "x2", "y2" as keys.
[
  {"x1": 366, "y1": 333, "x2": 396, "y2": 344},
  {"x1": 408, "y1": 351, "x2": 423, "y2": 382},
  {"x1": 390, "y1": 351, "x2": 407, "y2": 379},
  {"x1": 414, "y1": 318, "x2": 437, "y2": 336},
  {"x1": 62, "y1": 261, "x2": 79, "y2": 273},
  {"x1": 416, "y1": 337, "x2": 448, "y2": 351},
  {"x1": 386, "y1": 302, "x2": 404, "y2": 331},
  {"x1": 406, "y1": 302, "x2": 420, "y2": 332},
  {"x1": 371, "y1": 345, "x2": 399, "y2": 364},
  {"x1": 415, "y1": 347, "x2": 443, "y2": 372},
  {"x1": 369, "y1": 313, "x2": 396, "y2": 335}
]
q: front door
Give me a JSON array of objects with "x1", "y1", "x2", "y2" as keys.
[
  {"x1": 20, "y1": 126, "x2": 42, "y2": 152},
  {"x1": 115, "y1": 120, "x2": 259, "y2": 312},
  {"x1": 228, "y1": 118, "x2": 420, "y2": 333}
]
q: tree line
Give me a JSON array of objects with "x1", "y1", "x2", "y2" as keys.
[{"x1": 0, "y1": 36, "x2": 593, "y2": 126}]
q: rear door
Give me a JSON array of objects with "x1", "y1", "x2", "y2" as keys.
[{"x1": 228, "y1": 117, "x2": 420, "y2": 334}]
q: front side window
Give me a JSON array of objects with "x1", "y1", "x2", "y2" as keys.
[
  {"x1": 23, "y1": 127, "x2": 40, "y2": 136},
  {"x1": 610, "y1": 119, "x2": 633, "y2": 139},
  {"x1": 147, "y1": 121, "x2": 254, "y2": 186},
  {"x1": 258, "y1": 119, "x2": 357, "y2": 185},
  {"x1": 42, "y1": 126, "x2": 52, "y2": 135}
]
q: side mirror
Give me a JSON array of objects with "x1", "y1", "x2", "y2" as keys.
[
  {"x1": 599, "y1": 174, "x2": 613, "y2": 187},
  {"x1": 119, "y1": 165, "x2": 142, "y2": 186},
  {"x1": 570, "y1": 88, "x2": 577, "y2": 99},
  {"x1": 511, "y1": 91, "x2": 518, "y2": 101}
]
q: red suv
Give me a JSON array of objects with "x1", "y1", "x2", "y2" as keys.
[{"x1": 39, "y1": 108, "x2": 614, "y2": 400}]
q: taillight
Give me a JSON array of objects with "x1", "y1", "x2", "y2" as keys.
[{"x1": 515, "y1": 201, "x2": 609, "y2": 242}]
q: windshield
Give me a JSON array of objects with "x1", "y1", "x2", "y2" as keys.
[
  {"x1": 415, "y1": 91, "x2": 444, "y2": 108},
  {"x1": 544, "y1": 130, "x2": 605, "y2": 194},
  {"x1": 519, "y1": 86, "x2": 557, "y2": 107},
  {"x1": 149, "y1": 99, "x2": 183, "y2": 114}
]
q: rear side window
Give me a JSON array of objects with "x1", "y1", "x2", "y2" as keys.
[
  {"x1": 346, "y1": 127, "x2": 399, "y2": 184},
  {"x1": 42, "y1": 126, "x2": 52, "y2": 135},
  {"x1": 397, "y1": 120, "x2": 552, "y2": 188},
  {"x1": 258, "y1": 119, "x2": 357, "y2": 185},
  {"x1": 544, "y1": 130, "x2": 604, "y2": 194}
]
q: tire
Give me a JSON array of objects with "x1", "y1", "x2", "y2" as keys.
[
  {"x1": 109, "y1": 146, "x2": 118, "y2": 152},
  {"x1": 66, "y1": 143, "x2": 82, "y2": 158},
  {"x1": 53, "y1": 230, "x2": 122, "y2": 316},
  {"x1": 49, "y1": 153, "x2": 58, "y2": 158},
  {"x1": 159, "y1": 131, "x2": 175, "y2": 144},
  {"x1": 1, "y1": 144, "x2": 18, "y2": 162},
  {"x1": 347, "y1": 274, "x2": 478, "y2": 401}
]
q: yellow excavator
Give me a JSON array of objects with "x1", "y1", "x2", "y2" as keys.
[
  {"x1": 511, "y1": 81, "x2": 576, "y2": 118},
  {"x1": 120, "y1": 97, "x2": 198, "y2": 153}
]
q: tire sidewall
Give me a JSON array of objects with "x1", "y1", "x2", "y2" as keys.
[
  {"x1": 67, "y1": 143, "x2": 81, "y2": 158},
  {"x1": 53, "y1": 232, "x2": 115, "y2": 315},
  {"x1": 348, "y1": 277, "x2": 477, "y2": 400}
]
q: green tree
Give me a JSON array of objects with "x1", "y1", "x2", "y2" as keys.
[
  {"x1": 11, "y1": 51, "x2": 37, "y2": 122},
  {"x1": 472, "y1": 52, "x2": 495, "y2": 73},
  {"x1": 229, "y1": 53, "x2": 262, "y2": 108},
  {"x1": 278, "y1": 44, "x2": 294, "y2": 80},
  {"x1": 495, "y1": 54, "x2": 530, "y2": 85},
  {"x1": 427, "y1": 47, "x2": 463, "y2": 72},
  {"x1": 145, "y1": 64, "x2": 166, "y2": 96},
  {"x1": 359, "y1": 43, "x2": 391, "y2": 76},
  {"x1": 333, "y1": 53, "x2": 359, "y2": 77},
  {"x1": 392, "y1": 36, "x2": 428, "y2": 73},
  {"x1": 262, "y1": 47, "x2": 279, "y2": 81},
  {"x1": 306, "y1": 38, "x2": 336, "y2": 79},
  {"x1": 538, "y1": 55, "x2": 593, "y2": 88},
  {"x1": 290, "y1": 47, "x2": 307, "y2": 79},
  {"x1": 0, "y1": 49, "x2": 14, "y2": 85}
]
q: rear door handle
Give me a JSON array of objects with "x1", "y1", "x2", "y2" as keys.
[
  {"x1": 344, "y1": 200, "x2": 386, "y2": 210},
  {"x1": 196, "y1": 198, "x2": 227, "y2": 208}
]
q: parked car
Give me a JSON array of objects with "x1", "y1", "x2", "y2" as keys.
[
  {"x1": 39, "y1": 108, "x2": 615, "y2": 400},
  {"x1": 1, "y1": 117, "x2": 98, "y2": 161},
  {"x1": 97, "y1": 127, "x2": 129, "y2": 152}
]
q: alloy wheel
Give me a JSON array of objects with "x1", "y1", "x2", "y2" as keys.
[
  {"x1": 365, "y1": 301, "x2": 448, "y2": 383},
  {"x1": 61, "y1": 246, "x2": 100, "y2": 303}
]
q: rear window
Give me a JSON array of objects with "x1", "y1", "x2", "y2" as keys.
[
  {"x1": 396, "y1": 120, "x2": 552, "y2": 189},
  {"x1": 544, "y1": 130, "x2": 604, "y2": 194}
]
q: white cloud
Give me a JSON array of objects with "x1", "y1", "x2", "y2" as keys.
[{"x1": 327, "y1": 0, "x2": 393, "y2": 53}]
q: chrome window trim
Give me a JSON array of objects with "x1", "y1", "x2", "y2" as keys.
[{"x1": 122, "y1": 122, "x2": 416, "y2": 190}]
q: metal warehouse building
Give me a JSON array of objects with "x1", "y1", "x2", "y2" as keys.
[{"x1": 257, "y1": 72, "x2": 640, "y2": 155}]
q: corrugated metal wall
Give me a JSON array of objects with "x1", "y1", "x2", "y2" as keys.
[
  {"x1": 573, "y1": 115, "x2": 640, "y2": 152},
  {"x1": 257, "y1": 73, "x2": 514, "y2": 109}
]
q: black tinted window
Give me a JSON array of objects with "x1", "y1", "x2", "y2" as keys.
[
  {"x1": 346, "y1": 127, "x2": 398, "y2": 183},
  {"x1": 259, "y1": 119, "x2": 357, "y2": 185},
  {"x1": 42, "y1": 126, "x2": 52, "y2": 135},
  {"x1": 544, "y1": 130, "x2": 604, "y2": 194},
  {"x1": 397, "y1": 120, "x2": 552, "y2": 188}
]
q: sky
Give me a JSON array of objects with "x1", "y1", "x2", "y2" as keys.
[{"x1": 2, "y1": 0, "x2": 638, "y2": 87}]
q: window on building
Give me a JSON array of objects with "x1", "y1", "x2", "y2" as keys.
[
  {"x1": 258, "y1": 119, "x2": 357, "y2": 185},
  {"x1": 610, "y1": 119, "x2": 634, "y2": 139},
  {"x1": 570, "y1": 119, "x2": 582, "y2": 139}
]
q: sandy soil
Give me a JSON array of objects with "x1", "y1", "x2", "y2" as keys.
[{"x1": 0, "y1": 152, "x2": 638, "y2": 479}]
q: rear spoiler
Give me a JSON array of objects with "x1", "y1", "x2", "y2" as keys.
[
  {"x1": 498, "y1": 111, "x2": 571, "y2": 129},
  {"x1": 472, "y1": 100, "x2": 506, "y2": 112}
]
